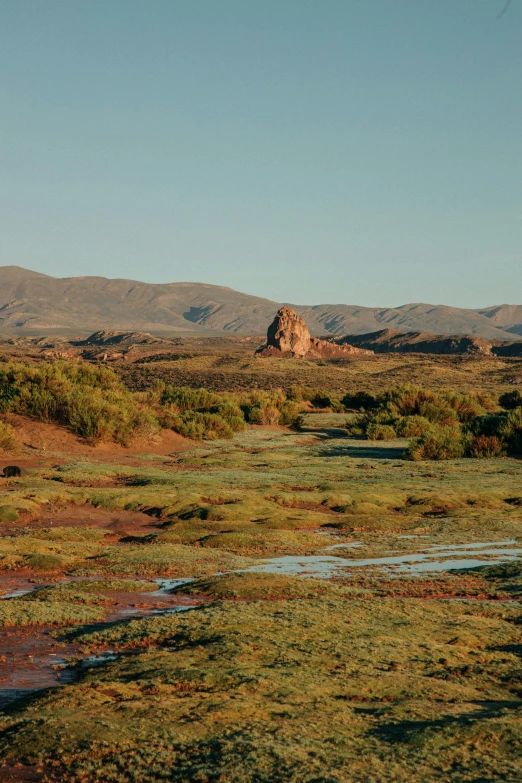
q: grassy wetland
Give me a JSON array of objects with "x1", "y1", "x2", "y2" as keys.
[{"x1": 0, "y1": 354, "x2": 522, "y2": 781}]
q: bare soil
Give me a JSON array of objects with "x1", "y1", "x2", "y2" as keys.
[{"x1": 5, "y1": 414, "x2": 194, "y2": 466}]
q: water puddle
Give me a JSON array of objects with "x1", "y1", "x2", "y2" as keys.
[
  {"x1": 0, "y1": 628, "x2": 79, "y2": 710},
  {"x1": 1, "y1": 589, "x2": 38, "y2": 600},
  {"x1": 248, "y1": 541, "x2": 522, "y2": 578},
  {"x1": 427, "y1": 539, "x2": 516, "y2": 550},
  {"x1": 0, "y1": 577, "x2": 49, "y2": 601},
  {"x1": 247, "y1": 555, "x2": 361, "y2": 578},
  {"x1": 0, "y1": 575, "x2": 202, "y2": 710},
  {"x1": 152, "y1": 577, "x2": 195, "y2": 594},
  {"x1": 1, "y1": 540, "x2": 520, "y2": 710},
  {"x1": 324, "y1": 542, "x2": 363, "y2": 552}
]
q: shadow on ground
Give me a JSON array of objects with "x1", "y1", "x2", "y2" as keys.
[
  {"x1": 369, "y1": 699, "x2": 522, "y2": 744},
  {"x1": 315, "y1": 440, "x2": 407, "y2": 460}
]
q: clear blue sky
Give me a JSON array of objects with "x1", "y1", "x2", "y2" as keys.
[{"x1": 1, "y1": 0, "x2": 521, "y2": 307}]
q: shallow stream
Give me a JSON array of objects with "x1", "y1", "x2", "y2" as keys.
[{"x1": 1, "y1": 538, "x2": 520, "y2": 710}]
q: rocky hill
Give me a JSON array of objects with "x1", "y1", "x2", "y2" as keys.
[
  {"x1": 74, "y1": 330, "x2": 168, "y2": 347},
  {"x1": 1, "y1": 265, "x2": 522, "y2": 340},
  {"x1": 339, "y1": 329, "x2": 494, "y2": 355},
  {"x1": 338, "y1": 329, "x2": 522, "y2": 357}
]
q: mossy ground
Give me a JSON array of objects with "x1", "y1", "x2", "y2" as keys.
[
  {"x1": 0, "y1": 579, "x2": 158, "y2": 626},
  {"x1": 2, "y1": 597, "x2": 522, "y2": 782},
  {"x1": 0, "y1": 409, "x2": 522, "y2": 781}
]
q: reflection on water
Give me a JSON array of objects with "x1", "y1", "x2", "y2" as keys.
[
  {"x1": 248, "y1": 540, "x2": 522, "y2": 578},
  {"x1": 153, "y1": 577, "x2": 195, "y2": 594}
]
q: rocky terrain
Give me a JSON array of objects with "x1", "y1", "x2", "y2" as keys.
[
  {"x1": 2, "y1": 265, "x2": 522, "y2": 339},
  {"x1": 338, "y1": 328, "x2": 522, "y2": 357},
  {"x1": 256, "y1": 306, "x2": 372, "y2": 358},
  {"x1": 74, "y1": 330, "x2": 168, "y2": 347}
]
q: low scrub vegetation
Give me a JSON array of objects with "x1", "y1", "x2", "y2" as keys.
[
  {"x1": 0, "y1": 362, "x2": 159, "y2": 445},
  {"x1": 3, "y1": 595, "x2": 521, "y2": 782},
  {"x1": 1, "y1": 358, "x2": 520, "y2": 460},
  {"x1": 159, "y1": 384, "x2": 303, "y2": 438},
  {"x1": 0, "y1": 420, "x2": 20, "y2": 452},
  {"x1": 344, "y1": 383, "x2": 522, "y2": 460}
]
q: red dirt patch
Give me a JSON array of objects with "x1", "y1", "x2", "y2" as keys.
[
  {"x1": 3, "y1": 414, "x2": 195, "y2": 468},
  {"x1": 2, "y1": 505, "x2": 161, "y2": 538}
]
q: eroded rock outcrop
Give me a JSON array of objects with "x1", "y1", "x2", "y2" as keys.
[
  {"x1": 75, "y1": 330, "x2": 166, "y2": 347},
  {"x1": 257, "y1": 306, "x2": 372, "y2": 358}
]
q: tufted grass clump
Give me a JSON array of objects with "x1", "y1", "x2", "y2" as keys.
[
  {"x1": 0, "y1": 598, "x2": 105, "y2": 626},
  {"x1": 170, "y1": 571, "x2": 348, "y2": 600},
  {"x1": 0, "y1": 505, "x2": 20, "y2": 523}
]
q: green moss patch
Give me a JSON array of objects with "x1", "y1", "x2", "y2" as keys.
[
  {"x1": 2, "y1": 596, "x2": 521, "y2": 781},
  {"x1": 170, "y1": 571, "x2": 348, "y2": 600}
]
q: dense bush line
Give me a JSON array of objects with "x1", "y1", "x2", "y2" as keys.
[
  {"x1": 0, "y1": 363, "x2": 159, "y2": 445},
  {"x1": 0, "y1": 363, "x2": 307, "y2": 446},
  {"x1": 0, "y1": 360, "x2": 521, "y2": 457},
  {"x1": 344, "y1": 383, "x2": 522, "y2": 460},
  {"x1": 159, "y1": 385, "x2": 302, "y2": 438}
]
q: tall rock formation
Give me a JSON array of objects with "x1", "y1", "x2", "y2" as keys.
[
  {"x1": 257, "y1": 306, "x2": 372, "y2": 358},
  {"x1": 265, "y1": 306, "x2": 312, "y2": 357}
]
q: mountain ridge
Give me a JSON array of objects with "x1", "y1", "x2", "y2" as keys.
[{"x1": 0, "y1": 265, "x2": 521, "y2": 339}]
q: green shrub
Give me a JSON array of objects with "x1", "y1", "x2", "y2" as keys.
[
  {"x1": 0, "y1": 420, "x2": 19, "y2": 452},
  {"x1": 310, "y1": 393, "x2": 330, "y2": 409},
  {"x1": 345, "y1": 384, "x2": 502, "y2": 460},
  {"x1": 0, "y1": 362, "x2": 159, "y2": 445},
  {"x1": 210, "y1": 401, "x2": 246, "y2": 433},
  {"x1": 467, "y1": 435, "x2": 506, "y2": 459},
  {"x1": 499, "y1": 390, "x2": 522, "y2": 410},
  {"x1": 161, "y1": 386, "x2": 219, "y2": 411},
  {"x1": 0, "y1": 381, "x2": 20, "y2": 412},
  {"x1": 341, "y1": 391, "x2": 378, "y2": 411},
  {"x1": 475, "y1": 391, "x2": 498, "y2": 413},
  {"x1": 248, "y1": 405, "x2": 281, "y2": 425},
  {"x1": 499, "y1": 408, "x2": 522, "y2": 454},
  {"x1": 286, "y1": 385, "x2": 314, "y2": 402},
  {"x1": 344, "y1": 415, "x2": 366, "y2": 436},
  {"x1": 395, "y1": 415, "x2": 432, "y2": 438},
  {"x1": 379, "y1": 385, "x2": 437, "y2": 417},
  {"x1": 159, "y1": 386, "x2": 248, "y2": 439},
  {"x1": 468, "y1": 409, "x2": 522, "y2": 456},
  {"x1": 417, "y1": 400, "x2": 459, "y2": 427},
  {"x1": 406, "y1": 427, "x2": 465, "y2": 461},
  {"x1": 465, "y1": 413, "x2": 506, "y2": 438},
  {"x1": 173, "y1": 412, "x2": 234, "y2": 440},
  {"x1": 440, "y1": 391, "x2": 488, "y2": 423},
  {"x1": 278, "y1": 401, "x2": 301, "y2": 426},
  {"x1": 366, "y1": 423, "x2": 396, "y2": 441}
]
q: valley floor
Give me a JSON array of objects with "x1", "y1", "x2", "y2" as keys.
[{"x1": 0, "y1": 414, "x2": 521, "y2": 781}]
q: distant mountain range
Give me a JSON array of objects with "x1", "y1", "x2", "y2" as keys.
[{"x1": 1, "y1": 265, "x2": 522, "y2": 340}]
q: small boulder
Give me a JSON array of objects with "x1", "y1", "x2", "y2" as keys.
[{"x1": 2, "y1": 466, "x2": 27, "y2": 478}]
